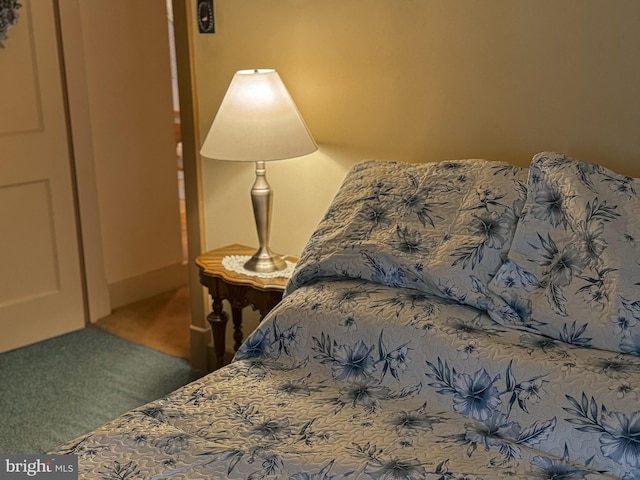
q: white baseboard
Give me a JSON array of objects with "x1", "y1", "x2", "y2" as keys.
[{"x1": 108, "y1": 262, "x2": 188, "y2": 310}]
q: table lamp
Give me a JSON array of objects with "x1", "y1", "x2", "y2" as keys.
[{"x1": 200, "y1": 69, "x2": 317, "y2": 273}]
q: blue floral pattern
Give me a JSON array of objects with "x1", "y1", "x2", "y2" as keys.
[
  {"x1": 287, "y1": 159, "x2": 528, "y2": 311},
  {"x1": 51, "y1": 158, "x2": 639, "y2": 479},
  {"x1": 488, "y1": 152, "x2": 640, "y2": 357}
]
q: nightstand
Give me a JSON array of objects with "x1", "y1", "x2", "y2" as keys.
[{"x1": 196, "y1": 244, "x2": 297, "y2": 369}]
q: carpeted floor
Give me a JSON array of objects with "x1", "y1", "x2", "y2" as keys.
[{"x1": 0, "y1": 327, "x2": 204, "y2": 454}]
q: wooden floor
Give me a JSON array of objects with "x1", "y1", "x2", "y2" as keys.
[{"x1": 96, "y1": 286, "x2": 191, "y2": 359}]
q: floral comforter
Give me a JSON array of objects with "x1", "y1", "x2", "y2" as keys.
[{"x1": 53, "y1": 156, "x2": 640, "y2": 479}]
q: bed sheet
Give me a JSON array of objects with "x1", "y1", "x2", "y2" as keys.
[{"x1": 53, "y1": 279, "x2": 639, "y2": 479}]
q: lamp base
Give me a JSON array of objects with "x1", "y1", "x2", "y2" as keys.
[{"x1": 243, "y1": 246, "x2": 286, "y2": 273}]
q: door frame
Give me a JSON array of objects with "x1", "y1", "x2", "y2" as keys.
[
  {"x1": 171, "y1": 0, "x2": 210, "y2": 371},
  {"x1": 56, "y1": 0, "x2": 210, "y2": 369},
  {"x1": 56, "y1": 0, "x2": 111, "y2": 323}
]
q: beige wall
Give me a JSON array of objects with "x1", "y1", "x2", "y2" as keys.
[
  {"x1": 75, "y1": 1, "x2": 185, "y2": 308},
  {"x1": 188, "y1": 0, "x2": 640, "y2": 363},
  {"x1": 193, "y1": 0, "x2": 640, "y2": 260}
]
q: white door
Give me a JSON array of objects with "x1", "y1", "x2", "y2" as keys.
[{"x1": 0, "y1": 0, "x2": 85, "y2": 352}]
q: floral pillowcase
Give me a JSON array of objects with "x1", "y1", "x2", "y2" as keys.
[
  {"x1": 488, "y1": 152, "x2": 640, "y2": 356},
  {"x1": 287, "y1": 159, "x2": 528, "y2": 311}
]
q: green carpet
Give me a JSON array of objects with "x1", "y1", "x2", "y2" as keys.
[{"x1": 0, "y1": 327, "x2": 204, "y2": 454}]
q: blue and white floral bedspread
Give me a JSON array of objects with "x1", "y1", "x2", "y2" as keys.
[{"x1": 53, "y1": 157, "x2": 640, "y2": 479}]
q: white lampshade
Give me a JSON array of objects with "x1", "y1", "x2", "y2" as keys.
[
  {"x1": 200, "y1": 69, "x2": 317, "y2": 162},
  {"x1": 199, "y1": 69, "x2": 317, "y2": 274}
]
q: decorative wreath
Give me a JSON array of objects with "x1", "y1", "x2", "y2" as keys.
[{"x1": 0, "y1": 0, "x2": 21, "y2": 48}]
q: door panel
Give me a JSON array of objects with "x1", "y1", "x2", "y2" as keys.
[
  {"x1": 0, "y1": 0, "x2": 85, "y2": 352},
  {"x1": 0, "y1": 180, "x2": 59, "y2": 307}
]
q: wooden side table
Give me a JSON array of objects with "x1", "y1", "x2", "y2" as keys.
[{"x1": 196, "y1": 244, "x2": 297, "y2": 369}]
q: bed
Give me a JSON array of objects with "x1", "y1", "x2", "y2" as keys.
[{"x1": 53, "y1": 152, "x2": 640, "y2": 479}]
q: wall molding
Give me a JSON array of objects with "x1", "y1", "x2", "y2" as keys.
[{"x1": 189, "y1": 324, "x2": 213, "y2": 371}]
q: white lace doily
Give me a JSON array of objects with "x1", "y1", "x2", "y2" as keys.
[{"x1": 222, "y1": 255, "x2": 296, "y2": 278}]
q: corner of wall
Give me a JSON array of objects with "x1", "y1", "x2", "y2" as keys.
[{"x1": 108, "y1": 262, "x2": 188, "y2": 310}]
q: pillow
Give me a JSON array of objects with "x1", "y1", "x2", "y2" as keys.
[
  {"x1": 287, "y1": 159, "x2": 528, "y2": 311},
  {"x1": 488, "y1": 152, "x2": 640, "y2": 356}
]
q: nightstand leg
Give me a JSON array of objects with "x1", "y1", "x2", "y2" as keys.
[
  {"x1": 231, "y1": 305, "x2": 243, "y2": 352},
  {"x1": 206, "y1": 297, "x2": 228, "y2": 369}
]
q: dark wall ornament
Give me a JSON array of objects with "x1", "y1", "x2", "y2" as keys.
[{"x1": 0, "y1": 0, "x2": 21, "y2": 48}]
